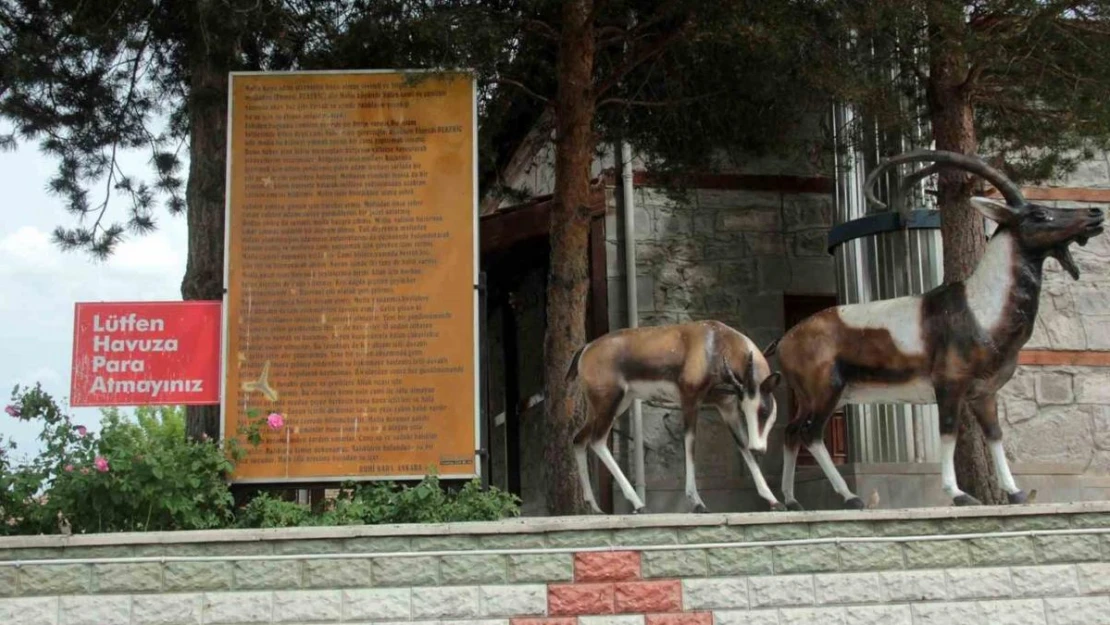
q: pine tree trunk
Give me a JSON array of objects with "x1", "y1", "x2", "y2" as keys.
[
  {"x1": 925, "y1": 0, "x2": 1005, "y2": 505},
  {"x1": 542, "y1": 0, "x2": 596, "y2": 515},
  {"x1": 181, "y1": 23, "x2": 233, "y2": 442}
]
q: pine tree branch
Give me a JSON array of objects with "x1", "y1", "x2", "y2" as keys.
[
  {"x1": 598, "y1": 90, "x2": 724, "y2": 109},
  {"x1": 491, "y1": 77, "x2": 549, "y2": 103},
  {"x1": 594, "y1": 14, "x2": 692, "y2": 99}
]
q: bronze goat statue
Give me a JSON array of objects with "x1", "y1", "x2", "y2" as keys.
[
  {"x1": 770, "y1": 149, "x2": 1105, "y2": 510},
  {"x1": 566, "y1": 320, "x2": 782, "y2": 513}
]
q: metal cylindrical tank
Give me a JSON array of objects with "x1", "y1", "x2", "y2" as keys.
[{"x1": 827, "y1": 102, "x2": 942, "y2": 464}]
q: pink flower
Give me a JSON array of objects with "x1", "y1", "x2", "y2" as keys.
[
  {"x1": 74, "y1": 425, "x2": 87, "y2": 437},
  {"x1": 266, "y1": 412, "x2": 284, "y2": 430},
  {"x1": 94, "y1": 456, "x2": 109, "y2": 473},
  {"x1": 4, "y1": 405, "x2": 20, "y2": 418},
  {"x1": 64, "y1": 464, "x2": 74, "y2": 472},
  {"x1": 80, "y1": 467, "x2": 89, "y2": 475}
]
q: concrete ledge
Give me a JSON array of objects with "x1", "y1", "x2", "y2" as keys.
[{"x1": 1, "y1": 501, "x2": 1108, "y2": 550}]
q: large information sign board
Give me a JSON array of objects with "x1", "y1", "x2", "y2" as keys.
[{"x1": 222, "y1": 70, "x2": 478, "y2": 483}]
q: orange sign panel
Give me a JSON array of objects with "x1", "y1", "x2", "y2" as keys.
[{"x1": 221, "y1": 70, "x2": 478, "y2": 483}]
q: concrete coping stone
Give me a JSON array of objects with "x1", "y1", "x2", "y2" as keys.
[{"x1": 0, "y1": 501, "x2": 1108, "y2": 550}]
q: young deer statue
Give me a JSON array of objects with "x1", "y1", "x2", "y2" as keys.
[
  {"x1": 566, "y1": 320, "x2": 783, "y2": 513},
  {"x1": 771, "y1": 149, "x2": 1105, "y2": 510}
]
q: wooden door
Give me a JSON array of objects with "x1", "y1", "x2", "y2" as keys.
[{"x1": 782, "y1": 295, "x2": 848, "y2": 466}]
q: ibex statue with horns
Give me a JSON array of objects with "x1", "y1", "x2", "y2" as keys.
[
  {"x1": 771, "y1": 149, "x2": 1105, "y2": 510},
  {"x1": 566, "y1": 321, "x2": 783, "y2": 513}
]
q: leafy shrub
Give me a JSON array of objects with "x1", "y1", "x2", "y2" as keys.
[
  {"x1": 235, "y1": 475, "x2": 521, "y2": 529},
  {"x1": 2, "y1": 383, "x2": 521, "y2": 535}
]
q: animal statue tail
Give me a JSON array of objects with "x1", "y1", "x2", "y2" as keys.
[{"x1": 565, "y1": 344, "x2": 587, "y2": 384}]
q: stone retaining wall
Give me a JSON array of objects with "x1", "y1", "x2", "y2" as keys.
[{"x1": 1, "y1": 503, "x2": 1109, "y2": 624}]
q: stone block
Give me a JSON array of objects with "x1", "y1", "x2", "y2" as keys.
[
  {"x1": 678, "y1": 525, "x2": 746, "y2": 544},
  {"x1": 780, "y1": 606, "x2": 846, "y2": 625},
  {"x1": 1068, "y1": 512, "x2": 1110, "y2": 528},
  {"x1": 843, "y1": 605, "x2": 913, "y2": 625},
  {"x1": 548, "y1": 583, "x2": 615, "y2": 616},
  {"x1": 132, "y1": 594, "x2": 202, "y2": 625},
  {"x1": 783, "y1": 196, "x2": 833, "y2": 231},
  {"x1": 748, "y1": 574, "x2": 816, "y2": 608},
  {"x1": 411, "y1": 586, "x2": 481, "y2": 619},
  {"x1": 612, "y1": 528, "x2": 678, "y2": 546},
  {"x1": 693, "y1": 211, "x2": 715, "y2": 235},
  {"x1": 1001, "y1": 515, "x2": 1071, "y2": 532},
  {"x1": 946, "y1": 567, "x2": 1012, "y2": 600},
  {"x1": 19, "y1": 563, "x2": 90, "y2": 595},
  {"x1": 1081, "y1": 316, "x2": 1110, "y2": 349},
  {"x1": 268, "y1": 540, "x2": 341, "y2": 556},
  {"x1": 343, "y1": 536, "x2": 412, "y2": 552},
  {"x1": 481, "y1": 584, "x2": 547, "y2": 617},
  {"x1": 878, "y1": 520, "x2": 942, "y2": 536},
  {"x1": 1076, "y1": 562, "x2": 1110, "y2": 594},
  {"x1": 579, "y1": 617, "x2": 643, "y2": 625},
  {"x1": 904, "y1": 540, "x2": 969, "y2": 568},
  {"x1": 1076, "y1": 373, "x2": 1110, "y2": 404},
  {"x1": 412, "y1": 535, "x2": 481, "y2": 551},
  {"x1": 790, "y1": 229, "x2": 829, "y2": 257},
  {"x1": 682, "y1": 577, "x2": 748, "y2": 610},
  {"x1": 813, "y1": 572, "x2": 885, "y2": 605},
  {"x1": 775, "y1": 544, "x2": 840, "y2": 573},
  {"x1": 1035, "y1": 372, "x2": 1075, "y2": 404},
  {"x1": 0, "y1": 567, "x2": 16, "y2": 597},
  {"x1": 163, "y1": 562, "x2": 232, "y2": 592},
  {"x1": 703, "y1": 234, "x2": 747, "y2": 261},
  {"x1": 978, "y1": 599, "x2": 1049, "y2": 625},
  {"x1": 93, "y1": 562, "x2": 162, "y2": 593},
  {"x1": 911, "y1": 601, "x2": 983, "y2": 624},
  {"x1": 717, "y1": 208, "x2": 782, "y2": 232},
  {"x1": 0, "y1": 597, "x2": 58, "y2": 625},
  {"x1": 613, "y1": 579, "x2": 682, "y2": 613},
  {"x1": 372, "y1": 555, "x2": 438, "y2": 586},
  {"x1": 746, "y1": 232, "x2": 787, "y2": 255},
  {"x1": 641, "y1": 550, "x2": 707, "y2": 578},
  {"x1": 697, "y1": 189, "x2": 780, "y2": 211},
  {"x1": 707, "y1": 547, "x2": 774, "y2": 576},
  {"x1": 303, "y1": 557, "x2": 373, "y2": 588},
  {"x1": 59, "y1": 595, "x2": 130, "y2": 625},
  {"x1": 1035, "y1": 535, "x2": 1102, "y2": 563},
  {"x1": 838, "y1": 542, "x2": 903, "y2": 571},
  {"x1": 272, "y1": 590, "x2": 341, "y2": 623},
  {"x1": 655, "y1": 207, "x2": 692, "y2": 237},
  {"x1": 646, "y1": 614, "x2": 712, "y2": 625},
  {"x1": 202, "y1": 592, "x2": 272, "y2": 625},
  {"x1": 233, "y1": 560, "x2": 301, "y2": 590},
  {"x1": 880, "y1": 570, "x2": 948, "y2": 602},
  {"x1": 509, "y1": 554, "x2": 573, "y2": 583},
  {"x1": 716, "y1": 260, "x2": 759, "y2": 291},
  {"x1": 441, "y1": 555, "x2": 508, "y2": 585},
  {"x1": 749, "y1": 523, "x2": 811, "y2": 542},
  {"x1": 969, "y1": 537, "x2": 1037, "y2": 566},
  {"x1": 342, "y1": 588, "x2": 411, "y2": 621},
  {"x1": 713, "y1": 609, "x2": 781, "y2": 625},
  {"x1": 1043, "y1": 596, "x2": 1110, "y2": 625},
  {"x1": 1011, "y1": 565, "x2": 1079, "y2": 596},
  {"x1": 575, "y1": 552, "x2": 641, "y2": 582}
]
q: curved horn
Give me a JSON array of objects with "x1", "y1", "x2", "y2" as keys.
[{"x1": 864, "y1": 149, "x2": 1026, "y2": 211}]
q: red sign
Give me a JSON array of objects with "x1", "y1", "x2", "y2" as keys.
[{"x1": 70, "y1": 301, "x2": 222, "y2": 407}]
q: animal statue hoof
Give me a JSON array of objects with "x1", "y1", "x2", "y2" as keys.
[
  {"x1": 769, "y1": 501, "x2": 788, "y2": 512},
  {"x1": 631, "y1": 506, "x2": 645, "y2": 515},
  {"x1": 953, "y1": 494, "x2": 982, "y2": 506},
  {"x1": 786, "y1": 500, "x2": 805, "y2": 511},
  {"x1": 844, "y1": 496, "x2": 866, "y2": 510},
  {"x1": 693, "y1": 503, "x2": 708, "y2": 513},
  {"x1": 1007, "y1": 490, "x2": 1028, "y2": 504}
]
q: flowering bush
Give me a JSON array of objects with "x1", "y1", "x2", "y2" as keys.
[{"x1": 1, "y1": 383, "x2": 520, "y2": 535}]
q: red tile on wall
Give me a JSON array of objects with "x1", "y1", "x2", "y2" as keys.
[
  {"x1": 646, "y1": 613, "x2": 714, "y2": 625},
  {"x1": 512, "y1": 619, "x2": 578, "y2": 625},
  {"x1": 614, "y1": 580, "x2": 682, "y2": 613},
  {"x1": 575, "y1": 551, "x2": 642, "y2": 582},
  {"x1": 549, "y1": 582, "x2": 616, "y2": 616}
]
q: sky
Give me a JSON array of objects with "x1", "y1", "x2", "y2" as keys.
[{"x1": 0, "y1": 138, "x2": 189, "y2": 461}]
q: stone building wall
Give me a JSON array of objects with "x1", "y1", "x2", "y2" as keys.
[{"x1": 0, "y1": 504, "x2": 1108, "y2": 625}]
